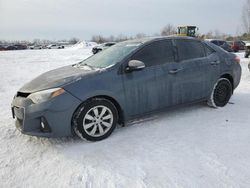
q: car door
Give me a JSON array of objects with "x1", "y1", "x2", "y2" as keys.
[
  {"x1": 172, "y1": 39, "x2": 216, "y2": 104},
  {"x1": 121, "y1": 40, "x2": 170, "y2": 118},
  {"x1": 151, "y1": 39, "x2": 180, "y2": 108}
]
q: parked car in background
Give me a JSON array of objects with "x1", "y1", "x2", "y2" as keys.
[
  {"x1": 47, "y1": 44, "x2": 64, "y2": 49},
  {"x1": 11, "y1": 37, "x2": 241, "y2": 141},
  {"x1": 206, "y1": 39, "x2": 233, "y2": 52},
  {"x1": 0, "y1": 45, "x2": 6, "y2": 51},
  {"x1": 6, "y1": 44, "x2": 27, "y2": 50},
  {"x1": 14, "y1": 44, "x2": 27, "y2": 50},
  {"x1": 6, "y1": 45, "x2": 18, "y2": 50},
  {"x1": 92, "y1": 42, "x2": 116, "y2": 54},
  {"x1": 229, "y1": 40, "x2": 245, "y2": 52},
  {"x1": 29, "y1": 45, "x2": 44, "y2": 50},
  {"x1": 245, "y1": 43, "x2": 250, "y2": 58}
]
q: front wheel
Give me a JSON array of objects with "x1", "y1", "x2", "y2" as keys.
[
  {"x1": 72, "y1": 98, "x2": 118, "y2": 141},
  {"x1": 207, "y1": 78, "x2": 232, "y2": 108}
]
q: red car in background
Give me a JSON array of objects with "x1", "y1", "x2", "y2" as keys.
[{"x1": 229, "y1": 41, "x2": 245, "y2": 52}]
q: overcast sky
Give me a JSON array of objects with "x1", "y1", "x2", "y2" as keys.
[{"x1": 0, "y1": 0, "x2": 245, "y2": 40}]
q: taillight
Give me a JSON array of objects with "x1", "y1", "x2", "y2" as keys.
[{"x1": 234, "y1": 56, "x2": 240, "y2": 64}]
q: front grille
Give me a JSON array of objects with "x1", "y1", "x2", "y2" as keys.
[{"x1": 16, "y1": 92, "x2": 30, "y2": 98}]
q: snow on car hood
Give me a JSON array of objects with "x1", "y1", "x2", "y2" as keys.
[{"x1": 19, "y1": 65, "x2": 97, "y2": 93}]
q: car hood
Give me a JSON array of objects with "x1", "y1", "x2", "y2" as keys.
[{"x1": 19, "y1": 65, "x2": 98, "y2": 93}]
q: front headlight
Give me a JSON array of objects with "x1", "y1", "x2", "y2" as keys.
[{"x1": 28, "y1": 88, "x2": 65, "y2": 104}]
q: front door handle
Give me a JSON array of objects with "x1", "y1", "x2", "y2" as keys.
[{"x1": 168, "y1": 68, "x2": 183, "y2": 74}]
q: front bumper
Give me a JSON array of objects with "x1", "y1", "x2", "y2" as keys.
[{"x1": 11, "y1": 91, "x2": 81, "y2": 138}]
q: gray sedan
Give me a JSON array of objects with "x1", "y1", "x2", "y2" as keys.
[{"x1": 11, "y1": 36, "x2": 241, "y2": 141}]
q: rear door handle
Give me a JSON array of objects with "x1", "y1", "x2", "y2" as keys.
[
  {"x1": 168, "y1": 68, "x2": 183, "y2": 74},
  {"x1": 210, "y1": 61, "x2": 220, "y2": 65}
]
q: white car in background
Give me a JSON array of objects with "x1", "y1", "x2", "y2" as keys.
[
  {"x1": 47, "y1": 44, "x2": 64, "y2": 49},
  {"x1": 92, "y1": 42, "x2": 116, "y2": 54}
]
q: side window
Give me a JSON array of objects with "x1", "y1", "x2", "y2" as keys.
[
  {"x1": 176, "y1": 40, "x2": 205, "y2": 61},
  {"x1": 131, "y1": 40, "x2": 174, "y2": 67}
]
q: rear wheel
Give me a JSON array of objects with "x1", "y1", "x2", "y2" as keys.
[
  {"x1": 207, "y1": 78, "x2": 232, "y2": 108},
  {"x1": 73, "y1": 98, "x2": 118, "y2": 141}
]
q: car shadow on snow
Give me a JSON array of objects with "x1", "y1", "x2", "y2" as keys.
[
  {"x1": 25, "y1": 99, "x2": 239, "y2": 147},
  {"x1": 52, "y1": 101, "x2": 215, "y2": 150},
  {"x1": 16, "y1": 91, "x2": 246, "y2": 153}
]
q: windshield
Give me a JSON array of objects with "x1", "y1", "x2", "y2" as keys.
[{"x1": 79, "y1": 41, "x2": 142, "y2": 68}]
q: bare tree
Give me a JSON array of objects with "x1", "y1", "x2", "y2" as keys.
[
  {"x1": 107, "y1": 35, "x2": 115, "y2": 42},
  {"x1": 161, "y1": 24, "x2": 176, "y2": 36},
  {"x1": 242, "y1": 0, "x2": 250, "y2": 34},
  {"x1": 33, "y1": 38, "x2": 41, "y2": 45},
  {"x1": 115, "y1": 34, "x2": 128, "y2": 42},
  {"x1": 205, "y1": 31, "x2": 214, "y2": 39},
  {"x1": 135, "y1": 33, "x2": 146, "y2": 39},
  {"x1": 214, "y1": 29, "x2": 222, "y2": 39},
  {"x1": 69, "y1": 37, "x2": 80, "y2": 44},
  {"x1": 91, "y1": 35, "x2": 106, "y2": 43}
]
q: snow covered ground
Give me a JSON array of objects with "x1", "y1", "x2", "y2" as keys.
[{"x1": 0, "y1": 47, "x2": 250, "y2": 188}]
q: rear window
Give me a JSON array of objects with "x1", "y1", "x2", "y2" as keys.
[
  {"x1": 218, "y1": 41, "x2": 225, "y2": 46},
  {"x1": 175, "y1": 40, "x2": 205, "y2": 61}
]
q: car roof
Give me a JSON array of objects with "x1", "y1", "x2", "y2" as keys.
[
  {"x1": 104, "y1": 42, "x2": 116, "y2": 44},
  {"x1": 122, "y1": 36, "x2": 201, "y2": 44},
  {"x1": 205, "y1": 39, "x2": 226, "y2": 42}
]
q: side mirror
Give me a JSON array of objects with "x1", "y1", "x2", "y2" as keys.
[{"x1": 126, "y1": 60, "x2": 145, "y2": 72}]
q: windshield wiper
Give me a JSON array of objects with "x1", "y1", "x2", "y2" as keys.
[{"x1": 75, "y1": 63, "x2": 95, "y2": 70}]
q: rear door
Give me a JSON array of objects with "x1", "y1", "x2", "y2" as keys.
[
  {"x1": 172, "y1": 39, "x2": 217, "y2": 104},
  {"x1": 153, "y1": 39, "x2": 180, "y2": 108}
]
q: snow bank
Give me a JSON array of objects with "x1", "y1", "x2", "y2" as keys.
[
  {"x1": 69, "y1": 41, "x2": 97, "y2": 50},
  {"x1": 0, "y1": 49, "x2": 250, "y2": 188}
]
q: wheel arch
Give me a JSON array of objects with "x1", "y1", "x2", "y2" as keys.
[
  {"x1": 93, "y1": 95, "x2": 124, "y2": 125},
  {"x1": 73, "y1": 95, "x2": 125, "y2": 126},
  {"x1": 220, "y1": 73, "x2": 234, "y2": 93}
]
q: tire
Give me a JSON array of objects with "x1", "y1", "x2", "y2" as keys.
[
  {"x1": 96, "y1": 49, "x2": 102, "y2": 53},
  {"x1": 72, "y1": 98, "x2": 118, "y2": 141},
  {"x1": 207, "y1": 78, "x2": 232, "y2": 108}
]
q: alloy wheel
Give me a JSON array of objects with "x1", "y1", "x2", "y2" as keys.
[{"x1": 83, "y1": 105, "x2": 113, "y2": 137}]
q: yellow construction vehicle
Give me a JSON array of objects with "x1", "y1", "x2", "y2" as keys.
[{"x1": 177, "y1": 26, "x2": 198, "y2": 37}]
